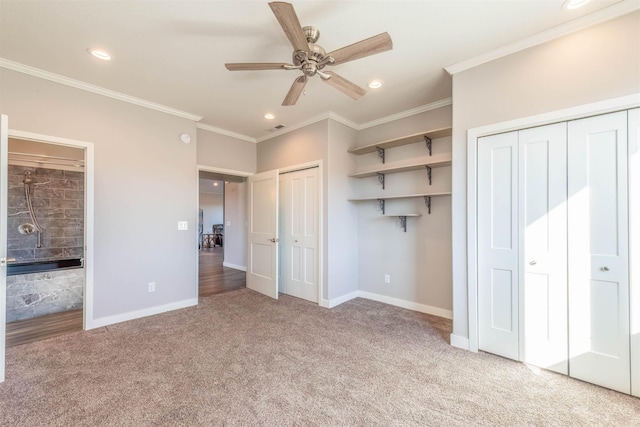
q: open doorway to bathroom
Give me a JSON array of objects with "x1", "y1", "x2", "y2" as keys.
[
  {"x1": 198, "y1": 170, "x2": 247, "y2": 296},
  {"x1": 5, "y1": 138, "x2": 85, "y2": 347}
]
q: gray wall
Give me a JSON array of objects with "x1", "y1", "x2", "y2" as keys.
[
  {"x1": 0, "y1": 68, "x2": 199, "y2": 321},
  {"x1": 197, "y1": 129, "x2": 256, "y2": 174},
  {"x1": 353, "y1": 107, "x2": 452, "y2": 311},
  {"x1": 327, "y1": 120, "x2": 359, "y2": 300},
  {"x1": 450, "y1": 11, "x2": 640, "y2": 339}
]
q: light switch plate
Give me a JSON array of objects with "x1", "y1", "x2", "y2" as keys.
[{"x1": 178, "y1": 221, "x2": 188, "y2": 230}]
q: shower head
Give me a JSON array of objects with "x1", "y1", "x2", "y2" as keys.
[{"x1": 23, "y1": 171, "x2": 33, "y2": 184}]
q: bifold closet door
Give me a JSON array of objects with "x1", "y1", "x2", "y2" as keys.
[
  {"x1": 568, "y1": 111, "x2": 630, "y2": 394},
  {"x1": 281, "y1": 167, "x2": 319, "y2": 303},
  {"x1": 478, "y1": 131, "x2": 519, "y2": 360},
  {"x1": 518, "y1": 123, "x2": 568, "y2": 375}
]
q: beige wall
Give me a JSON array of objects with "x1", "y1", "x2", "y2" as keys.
[
  {"x1": 450, "y1": 12, "x2": 640, "y2": 339},
  {"x1": 1, "y1": 68, "x2": 199, "y2": 321}
]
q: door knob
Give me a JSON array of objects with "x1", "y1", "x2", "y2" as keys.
[
  {"x1": 529, "y1": 260, "x2": 537, "y2": 265},
  {"x1": 268, "y1": 238, "x2": 279, "y2": 243},
  {"x1": 601, "y1": 266, "x2": 610, "y2": 271}
]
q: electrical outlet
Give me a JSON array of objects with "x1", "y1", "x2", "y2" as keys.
[
  {"x1": 384, "y1": 274, "x2": 391, "y2": 284},
  {"x1": 148, "y1": 282, "x2": 156, "y2": 293}
]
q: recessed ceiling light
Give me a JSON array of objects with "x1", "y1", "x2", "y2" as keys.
[
  {"x1": 563, "y1": 0, "x2": 590, "y2": 9},
  {"x1": 368, "y1": 80, "x2": 383, "y2": 89},
  {"x1": 87, "y1": 48, "x2": 111, "y2": 61},
  {"x1": 264, "y1": 113, "x2": 275, "y2": 120}
]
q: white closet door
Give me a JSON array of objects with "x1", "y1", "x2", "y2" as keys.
[
  {"x1": 519, "y1": 123, "x2": 568, "y2": 374},
  {"x1": 568, "y1": 111, "x2": 630, "y2": 394},
  {"x1": 478, "y1": 131, "x2": 519, "y2": 360},
  {"x1": 629, "y1": 108, "x2": 639, "y2": 398},
  {"x1": 282, "y1": 168, "x2": 319, "y2": 303}
]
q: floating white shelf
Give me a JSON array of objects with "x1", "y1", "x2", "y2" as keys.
[
  {"x1": 348, "y1": 192, "x2": 451, "y2": 202},
  {"x1": 348, "y1": 156, "x2": 452, "y2": 178},
  {"x1": 348, "y1": 127, "x2": 452, "y2": 155}
]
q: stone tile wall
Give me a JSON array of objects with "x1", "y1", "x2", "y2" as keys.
[
  {"x1": 6, "y1": 268, "x2": 84, "y2": 322},
  {"x1": 7, "y1": 165, "x2": 84, "y2": 262}
]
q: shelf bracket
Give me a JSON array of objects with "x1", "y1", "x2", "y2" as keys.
[
  {"x1": 425, "y1": 166, "x2": 432, "y2": 185},
  {"x1": 377, "y1": 172, "x2": 385, "y2": 190},
  {"x1": 399, "y1": 215, "x2": 407, "y2": 232},
  {"x1": 377, "y1": 199, "x2": 385, "y2": 215},
  {"x1": 424, "y1": 196, "x2": 431, "y2": 215},
  {"x1": 424, "y1": 136, "x2": 432, "y2": 156},
  {"x1": 376, "y1": 147, "x2": 385, "y2": 164}
]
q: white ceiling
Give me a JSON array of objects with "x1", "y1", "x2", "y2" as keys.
[{"x1": 0, "y1": 0, "x2": 628, "y2": 140}]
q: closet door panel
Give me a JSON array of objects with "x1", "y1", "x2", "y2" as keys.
[
  {"x1": 568, "y1": 111, "x2": 630, "y2": 394},
  {"x1": 478, "y1": 131, "x2": 519, "y2": 360},
  {"x1": 519, "y1": 123, "x2": 568, "y2": 374},
  {"x1": 629, "y1": 108, "x2": 639, "y2": 398}
]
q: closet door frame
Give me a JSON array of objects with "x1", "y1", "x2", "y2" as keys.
[{"x1": 466, "y1": 93, "x2": 640, "y2": 355}]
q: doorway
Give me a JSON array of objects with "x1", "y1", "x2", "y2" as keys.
[
  {"x1": 5, "y1": 136, "x2": 91, "y2": 347},
  {"x1": 198, "y1": 169, "x2": 247, "y2": 297}
]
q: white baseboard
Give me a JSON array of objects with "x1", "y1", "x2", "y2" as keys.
[
  {"x1": 450, "y1": 334, "x2": 470, "y2": 350},
  {"x1": 357, "y1": 291, "x2": 453, "y2": 319},
  {"x1": 321, "y1": 291, "x2": 359, "y2": 308},
  {"x1": 222, "y1": 262, "x2": 247, "y2": 271},
  {"x1": 87, "y1": 298, "x2": 198, "y2": 329}
]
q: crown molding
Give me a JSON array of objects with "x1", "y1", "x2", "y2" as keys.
[
  {"x1": 0, "y1": 58, "x2": 203, "y2": 122},
  {"x1": 359, "y1": 98, "x2": 453, "y2": 130},
  {"x1": 445, "y1": 0, "x2": 640, "y2": 75},
  {"x1": 196, "y1": 123, "x2": 256, "y2": 143},
  {"x1": 2, "y1": 58, "x2": 452, "y2": 144}
]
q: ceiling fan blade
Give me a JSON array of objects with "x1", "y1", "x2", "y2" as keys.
[
  {"x1": 282, "y1": 76, "x2": 308, "y2": 106},
  {"x1": 269, "y1": 2, "x2": 309, "y2": 52},
  {"x1": 327, "y1": 32, "x2": 392, "y2": 65},
  {"x1": 225, "y1": 63, "x2": 292, "y2": 71},
  {"x1": 322, "y1": 71, "x2": 366, "y2": 100}
]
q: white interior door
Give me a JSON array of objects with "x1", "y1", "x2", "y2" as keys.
[
  {"x1": 0, "y1": 115, "x2": 8, "y2": 383},
  {"x1": 519, "y1": 123, "x2": 568, "y2": 374},
  {"x1": 478, "y1": 131, "x2": 520, "y2": 360},
  {"x1": 281, "y1": 167, "x2": 319, "y2": 303},
  {"x1": 629, "y1": 108, "x2": 640, "y2": 398},
  {"x1": 568, "y1": 111, "x2": 630, "y2": 394},
  {"x1": 247, "y1": 169, "x2": 279, "y2": 299}
]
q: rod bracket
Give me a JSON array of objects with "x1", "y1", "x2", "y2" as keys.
[
  {"x1": 376, "y1": 147, "x2": 385, "y2": 164},
  {"x1": 378, "y1": 199, "x2": 385, "y2": 215},
  {"x1": 426, "y1": 166, "x2": 432, "y2": 185},
  {"x1": 377, "y1": 173, "x2": 385, "y2": 190},
  {"x1": 424, "y1": 196, "x2": 431, "y2": 214},
  {"x1": 424, "y1": 136, "x2": 432, "y2": 156},
  {"x1": 399, "y1": 216, "x2": 407, "y2": 232}
]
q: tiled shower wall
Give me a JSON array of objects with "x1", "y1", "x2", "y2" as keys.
[{"x1": 7, "y1": 165, "x2": 84, "y2": 262}]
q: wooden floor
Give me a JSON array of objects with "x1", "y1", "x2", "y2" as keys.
[
  {"x1": 6, "y1": 309, "x2": 83, "y2": 348},
  {"x1": 5, "y1": 248, "x2": 243, "y2": 347},
  {"x1": 199, "y1": 247, "x2": 246, "y2": 297}
]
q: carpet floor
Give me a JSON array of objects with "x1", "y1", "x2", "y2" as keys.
[{"x1": 1, "y1": 289, "x2": 638, "y2": 426}]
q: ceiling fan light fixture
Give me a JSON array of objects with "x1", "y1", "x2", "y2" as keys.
[
  {"x1": 264, "y1": 113, "x2": 275, "y2": 120},
  {"x1": 563, "y1": 0, "x2": 590, "y2": 9},
  {"x1": 368, "y1": 80, "x2": 383, "y2": 89},
  {"x1": 87, "y1": 48, "x2": 111, "y2": 61}
]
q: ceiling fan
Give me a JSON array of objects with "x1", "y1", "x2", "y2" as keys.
[{"x1": 225, "y1": 2, "x2": 393, "y2": 106}]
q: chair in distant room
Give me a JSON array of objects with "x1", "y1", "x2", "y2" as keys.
[{"x1": 212, "y1": 224, "x2": 224, "y2": 247}]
